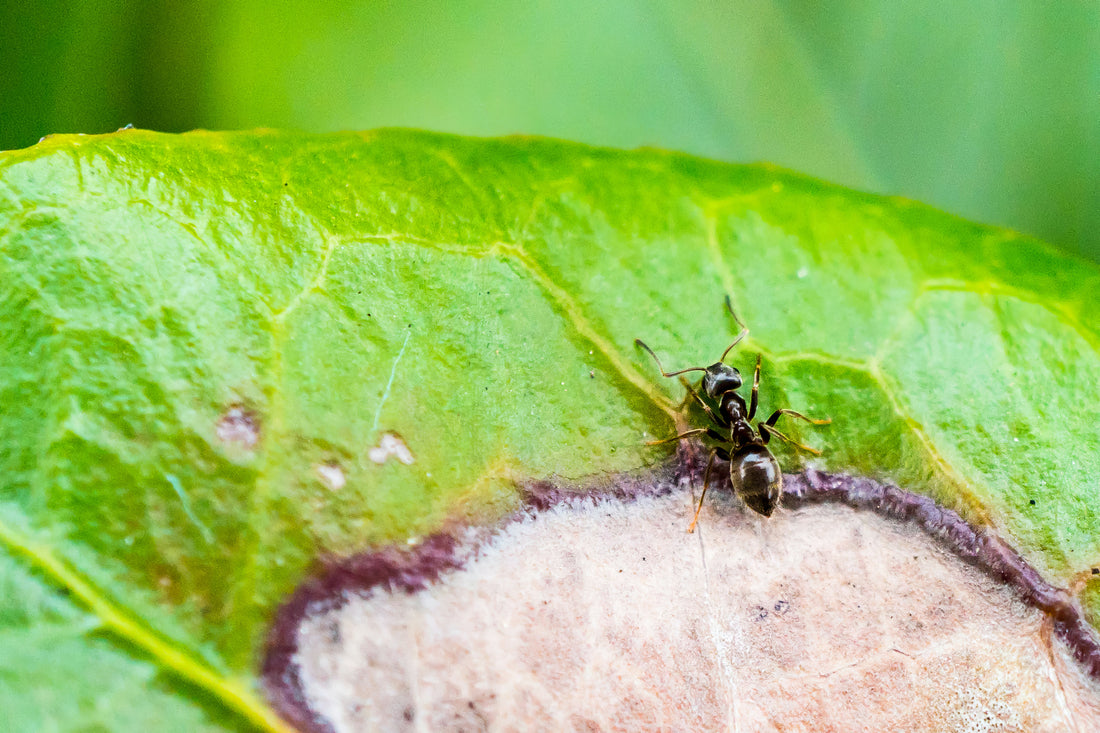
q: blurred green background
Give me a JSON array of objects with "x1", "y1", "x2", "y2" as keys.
[{"x1": 2, "y1": 1, "x2": 1098, "y2": 260}]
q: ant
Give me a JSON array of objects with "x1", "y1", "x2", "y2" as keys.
[{"x1": 635, "y1": 298, "x2": 830, "y2": 532}]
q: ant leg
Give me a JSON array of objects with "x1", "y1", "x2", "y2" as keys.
[
  {"x1": 760, "y1": 408, "x2": 830, "y2": 451},
  {"x1": 679, "y1": 376, "x2": 729, "y2": 428},
  {"x1": 645, "y1": 428, "x2": 708, "y2": 446},
  {"x1": 647, "y1": 426, "x2": 725, "y2": 446},
  {"x1": 759, "y1": 423, "x2": 822, "y2": 455},
  {"x1": 748, "y1": 353, "x2": 762, "y2": 420},
  {"x1": 687, "y1": 448, "x2": 718, "y2": 533},
  {"x1": 764, "y1": 408, "x2": 831, "y2": 427}
]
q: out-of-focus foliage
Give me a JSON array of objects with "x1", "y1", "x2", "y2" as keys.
[{"x1": 1, "y1": 1, "x2": 1098, "y2": 259}]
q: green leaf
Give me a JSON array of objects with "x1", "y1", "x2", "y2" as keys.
[
  {"x1": 2, "y1": 128, "x2": 1099, "y2": 728},
  {"x1": 0, "y1": 538, "x2": 248, "y2": 732}
]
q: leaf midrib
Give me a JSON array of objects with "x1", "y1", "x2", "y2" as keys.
[{"x1": 0, "y1": 515, "x2": 295, "y2": 733}]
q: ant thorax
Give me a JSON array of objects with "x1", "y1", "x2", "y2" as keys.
[
  {"x1": 721, "y1": 392, "x2": 758, "y2": 446},
  {"x1": 718, "y1": 390, "x2": 747, "y2": 424}
]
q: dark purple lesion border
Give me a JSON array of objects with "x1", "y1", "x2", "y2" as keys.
[
  {"x1": 260, "y1": 532, "x2": 467, "y2": 733},
  {"x1": 784, "y1": 469, "x2": 1100, "y2": 679},
  {"x1": 261, "y1": 458, "x2": 1100, "y2": 732}
]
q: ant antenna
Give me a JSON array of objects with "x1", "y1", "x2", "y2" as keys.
[
  {"x1": 719, "y1": 295, "x2": 749, "y2": 362},
  {"x1": 634, "y1": 339, "x2": 707, "y2": 378}
]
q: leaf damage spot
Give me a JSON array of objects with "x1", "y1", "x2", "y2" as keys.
[
  {"x1": 368, "y1": 433, "x2": 414, "y2": 465},
  {"x1": 216, "y1": 405, "x2": 260, "y2": 448},
  {"x1": 316, "y1": 463, "x2": 347, "y2": 491},
  {"x1": 263, "y1": 466, "x2": 1100, "y2": 732}
]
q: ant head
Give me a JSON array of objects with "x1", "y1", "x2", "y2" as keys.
[{"x1": 701, "y1": 362, "x2": 742, "y2": 399}]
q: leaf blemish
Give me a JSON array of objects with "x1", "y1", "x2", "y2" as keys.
[
  {"x1": 368, "y1": 433, "x2": 414, "y2": 465},
  {"x1": 216, "y1": 405, "x2": 260, "y2": 448},
  {"x1": 316, "y1": 462, "x2": 346, "y2": 491},
  {"x1": 266, "y1": 465, "x2": 1100, "y2": 731}
]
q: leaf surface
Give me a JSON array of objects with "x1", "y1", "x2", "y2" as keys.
[{"x1": 2, "y1": 129, "x2": 1099, "y2": 728}]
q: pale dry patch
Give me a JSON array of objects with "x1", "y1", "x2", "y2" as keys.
[
  {"x1": 216, "y1": 406, "x2": 260, "y2": 448},
  {"x1": 368, "y1": 433, "x2": 414, "y2": 465},
  {"x1": 294, "y1": 495, "x2": 1100, "y2": 732},
  {"x1": 315, "y1": 463, "x2": 346, "y2": 491}
]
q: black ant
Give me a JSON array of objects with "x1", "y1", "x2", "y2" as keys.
[{"x1": 635, "y1": 299, "x2": 830, "y2": 532}]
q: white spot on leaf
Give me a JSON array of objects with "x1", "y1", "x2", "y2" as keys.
[
  {"x1": 369, "y1": 433, "x2": 414, "y2": 465},
  {"x1": 316, "y1": 462, "x2": 347, "y2": 491}
]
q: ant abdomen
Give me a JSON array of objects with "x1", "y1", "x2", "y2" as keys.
[{"x1": 730, "y1": 444, "x2": 782, "y2": 517}]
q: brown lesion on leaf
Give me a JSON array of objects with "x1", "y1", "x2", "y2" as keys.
[
  {"x1": 262, "y1": 534, "x2": 465, "y2": 733},
  {"x1": 262, "y1": 453, "x2": 1100, "y2": 732},
  {"x1": 215, "y1": 405, "x2": 260, "y2": 449}
]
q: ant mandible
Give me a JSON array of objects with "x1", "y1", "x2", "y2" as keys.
[{"x1": 635, "y1": 298, "x2": 830, "y2": 532}]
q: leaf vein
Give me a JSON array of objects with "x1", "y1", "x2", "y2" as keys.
[
  {"x1": 492, "y1": 241, "x2": 678, "y2": 421},
  {"x1": 0, "y1": 517, "x2": 294, "y2": 733}
]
